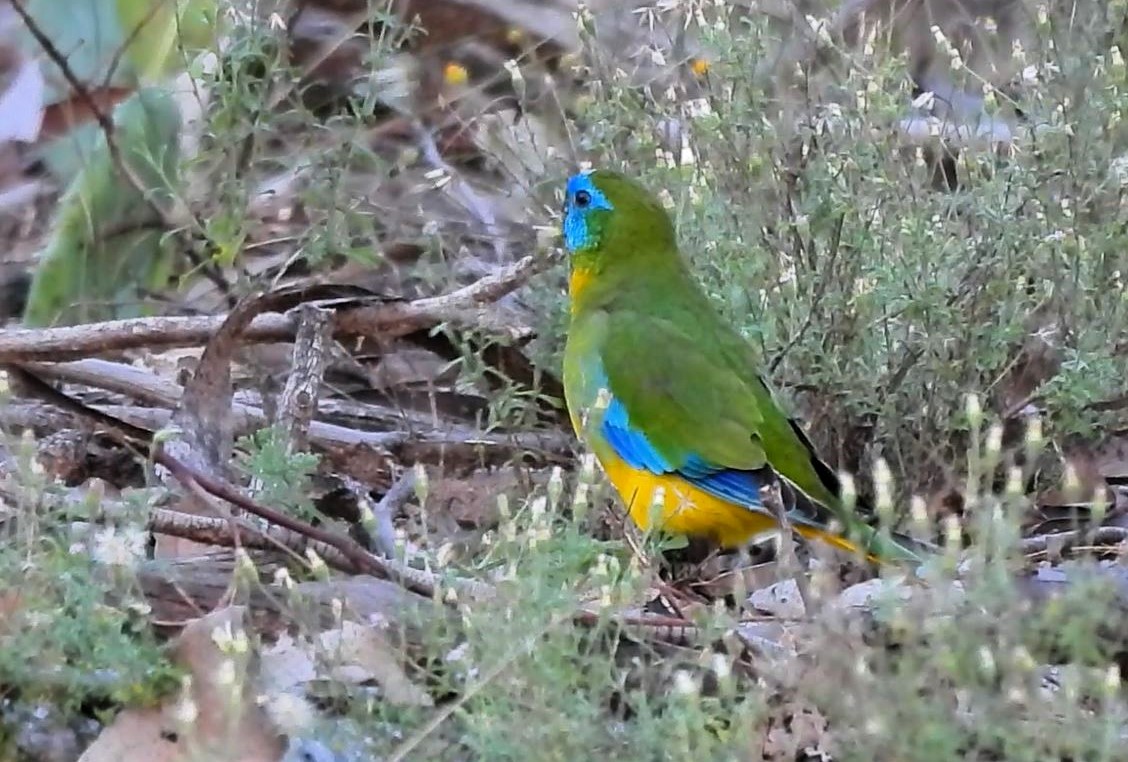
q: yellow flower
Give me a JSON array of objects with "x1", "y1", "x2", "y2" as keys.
[{"x1": 443, "y1": 61, "x2": 469, "y2": 87}]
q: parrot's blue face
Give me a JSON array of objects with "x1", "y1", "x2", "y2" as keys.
[{"x1": 562, "y1": 171, "x2": 614, "y2": 253}]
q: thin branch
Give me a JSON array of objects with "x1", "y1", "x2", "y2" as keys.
[
  {"x1": 153, "y1": 446, "x2": 493, "y2": 600},
  {"x1": 275, "y1": 304, "x2": 333, "y2": 452},
  {"x1": 11, "y1": 0, "x2": 119, "y2": 151},
  {"x1": 247, "y1": 303, "x2": 333, "y2": 507},
  {"x1": 0, "y1": 399, "x2": 569, "y2": 462},
  {"x1": 387, "y1": 612, "x2": 569, "y2": 762},
  {"x1": 0, "y1": 255, "x2": 539, "y2": 363},
  {"x1": 100, "y1": 0, "x2": 172, "y2": 90},
  {"x1": 1, "y1": 366, "x2": 494, "y2": 600},
  {"x1": 148, "y1": 506, "x2": 365, "y2": 575},
  {"x1": 368, "y1": 470, "x2": 416, "y2": 559},
  {"x1": 14, "y1": 357, "x2": 524, "y2": 447},
  {"x1": 1020, "y1": 525, "x2": 1128, "y2": 556},
  {"x1": 414, "y1": 119, "x2": 508, "y2": 263}
]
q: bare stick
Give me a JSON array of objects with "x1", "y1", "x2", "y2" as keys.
[
  {"x1": 414, "y1": 119, "x2": 508, "y2": 263},
  {"x1": 0, "y1": 398, "x2": 569, "y2": 461},
  {"x1": 1020, "y1": 526, "x2": 1128, "y2": 557},
  {"x1": 275, "y1": 303, "x2": 333, "y2": 452},
  {"x1": 153, "y1": 445, "x2": 493, "y2": 600},
  {"x1": 367, "y1": 470, "x2": 416, "y2": 559},
  {"x1": 765, "y1": 481, "x2": 814, "y2": 614},
  {"x1": 247, "y1": 304, "x2": 333, "y2": 509},
  {"x1": 148, "y1": 506, "x2": 367, "y2": 575}
]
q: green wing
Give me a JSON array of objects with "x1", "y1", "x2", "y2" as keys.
[
  {"x1": 591, "y1": 298, "x2": 929, "y2": 562},
  {"x1": 600, "y1": 310, "x2": 767, "y2": 472},
  {"x1": 601, "y1": 307, "x2": 848, "y2": 515}
]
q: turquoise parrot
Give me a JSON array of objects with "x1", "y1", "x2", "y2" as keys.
[{"x1": 561, "y1": 169, "x2": 931, "y2": 563}]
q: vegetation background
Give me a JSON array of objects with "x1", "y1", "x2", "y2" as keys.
[{"x1": 2, "y1": 0, "x2": 1128, "y2": 760}]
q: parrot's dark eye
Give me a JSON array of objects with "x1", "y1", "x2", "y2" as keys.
[{"x1": 574, "y1": 190, "x2": 591, "y2": 208}]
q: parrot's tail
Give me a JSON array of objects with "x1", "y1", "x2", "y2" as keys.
[
  {"x1": 791, "y1": 519, "x2": 933, "y2": 564},
  {"x1": 785, "y1": 483, "x2": 937, "y2": 564},
  {"x1": 778, "y1": 419, "x2": 936, "y2": 563}
]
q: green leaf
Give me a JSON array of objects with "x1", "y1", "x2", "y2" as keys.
[
  {"x1": 16, "y1": 0, "x2": 219, "y2": 96},
  {"x1": 23, "y1": 87, "x2": 182, "y2": 326},
  {"x1": 115, "y1": 0, "x2": 219, "y2": 82},
  {"x1": 18, "y1": 0, "x2": 126, "y2": 97}
]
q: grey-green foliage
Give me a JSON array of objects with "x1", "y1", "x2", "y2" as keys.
[
  {"x1": 24, "y1": 86, "x2": 182, "y2": 326},
  {"x1": 237, "y1": 425, "x2": 321, "y2": 522},
  {"x1": 0, "y1": 435, "x2": 179, "y2": 731}
]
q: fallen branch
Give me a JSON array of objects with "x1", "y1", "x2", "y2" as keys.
[
  {"x1": 275, "y1": 303, "x2": 334, "y2": 453},
  {"x1": 1019, "y1": 525, "x2": 1128, "y2": 556},
  {"x1": 17, "y1": 358, "x2": 440, "y2": 433},
  {"x1": 152, "y1": 445, "x2": 495, "y2": 601},
  {"x1": 2, "y1": 367, "x2": 495, "y2": 600},
  {"x1": 0, "y1": 398, "x2": 570, "y2": 461},
  {"x1": 0, "y1": 255, "x2": 539, "y2": 363},
  {"x1": 368, "y1": 470, "x2": 417, "y2": 559},
  {"x1": 148, "y1": 506, "x2": 380, "y2": 576}
]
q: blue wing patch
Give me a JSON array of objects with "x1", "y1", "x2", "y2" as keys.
[
  {"x1": 601, "y1": 397, "x2": 765, "y2": 509},
  {"x1": 602, "y1": 396, "x2": 673, "y2": 473}
]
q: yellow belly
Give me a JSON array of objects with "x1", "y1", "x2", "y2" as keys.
[{"x1": 597, "y1": 449, "x2": 778, "y2": 548}]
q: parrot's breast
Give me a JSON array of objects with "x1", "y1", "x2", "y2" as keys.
[{"x1": 568, "y1": 267, "x2": 595, "y2": 310}]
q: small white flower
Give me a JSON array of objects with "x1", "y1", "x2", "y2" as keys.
[
  {"x1": 215, "y1": 658, "x2": 238, "y2": 687},
  {"x1": 211, "y1": 620, "x2": 248, "y2": 654},
  {"x1": 965, "y1": 393, "x2": 983, "y2": 426},
  {"x1": 985, "y1": 424, "x2": 1003, "y2": 456},
  {"x1": 305, "y1": 548, "x2": 329, "y2": 577},
  {"x1": 530, "y1": 496, "x2": 547, "y2": 521},
  {"x1": 445, "y1": 641, "x2": 470, "y2": 664},
  {"x1": 273, "y1": 567, "x2": 294, "y2": 589},
  {"x1": 673, "y1": 670, "x2": 698, "y2": 695},
  {"x1": 977, "y1": 646, "x2": 996, "y2": 677},
  {"x1": 1105, "y1": 664, "x2": 1121, "y2": 694},
  {"x1": 171, "y1": 682, "x2": 198, "y2": 725},
  {"x1": 1111, "y1": 155, "x2": 1128, "y2": 186},
  {"x1": 91, "y1": 525, "x2": 148, "y2": 567},
  {"x1": 711, "y1": 653, "x2": 731, "y2": 680},
  {"x1": 262, "y1": 691, "x2": 316, "y2": 734},
  {"x1": 912, "y1": 90, "x2": 936, "y2": 110}
]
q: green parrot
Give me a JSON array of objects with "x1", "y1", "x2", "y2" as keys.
[{"x1": 560, "y1": 169, "x2": 932, "y2": 563}]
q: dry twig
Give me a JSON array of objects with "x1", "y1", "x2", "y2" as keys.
[
  {"x1": 0, "y1": 255, "x2": 539, "y2": 362},
  {"x1": 1020, "y1": 525, "x2": 1128, "y2": 557}
]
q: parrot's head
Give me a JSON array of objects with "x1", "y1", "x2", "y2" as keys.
[{"x1": 561, "y1": 170, "x2": 678, "y2": 301}]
